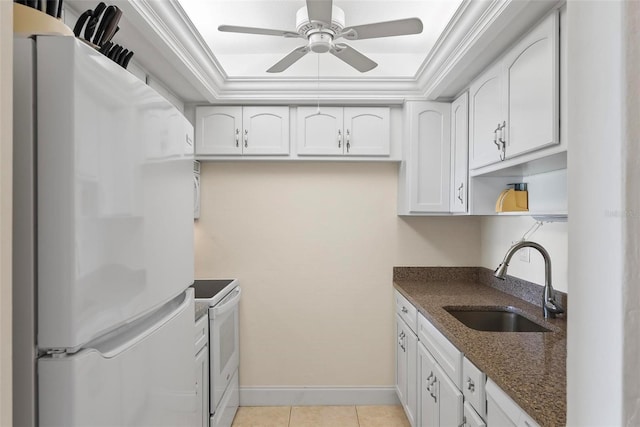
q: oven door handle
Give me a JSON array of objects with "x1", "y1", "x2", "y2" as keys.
[{"x1": 211, "y1": 288, "x2": 242, "y2": 317}]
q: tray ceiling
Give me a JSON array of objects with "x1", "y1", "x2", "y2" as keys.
[{"x1": 177, "y1": 0, "x2": 463, "y2": 79}]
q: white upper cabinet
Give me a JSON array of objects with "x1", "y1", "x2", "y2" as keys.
[
  {"x1": 297, "y1": 107, "x2": 390, "y2": 156},
  {"x1": 450, "y1": 92, "x2": 469, "y2": 213},
  {"x1": 343, "y1": 108, "x2": 390, "y2": 156},
  {"x1": 297, "y1": 107, "x2": 344, "y2": 155},
  {"x1": 196, "y1": 106, "x2": 289, "y2": 156},
  {"x1": 468, "y1": 11, "x2": 559, "y2": 170},
  {"x1": 242, "y1": 106, "x2": 290, "y2": 155},
  {"x1": 469, "y1": 63, "x2": 503, "y2": 169},
  {"x1": 502, "y1": 12, "x2": 559, "y2": 158},
  {"x1": 196, "y1": 106, "x2": 243, "y2": 155},
  {"x1": 398, "y1": 101, "x2": 451, "y2": 214}
]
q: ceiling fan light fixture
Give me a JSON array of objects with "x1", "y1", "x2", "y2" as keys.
[{"x1": 308, "y1": 32, "x2": 333, "y2": 53}]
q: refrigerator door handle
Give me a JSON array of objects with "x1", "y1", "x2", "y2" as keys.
[{"x1": 92, "y1": 289, "x2": 194, "y2": 359}]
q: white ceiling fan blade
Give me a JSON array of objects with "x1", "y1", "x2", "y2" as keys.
[
  {"x1": 339, "y1": 18, "x2": 423, "y2": 40},
  {"x1": 267, "y1": 47, "x2": 310, "y2": 73},
  {"x1": 330, "y1": 44, "x2": 377, "y2": 72},
  {"x1": 306, "y1": 0, "x2": 333, "y2": 26},
  {"x1": 218, "y1": 25, "x2": 303, "y2": 39}
]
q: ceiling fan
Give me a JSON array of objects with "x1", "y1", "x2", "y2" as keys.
[{"x1": 218, "y1": 0, "x2": 423, "y2": 73}]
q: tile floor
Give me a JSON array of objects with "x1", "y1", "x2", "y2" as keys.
[{"x1": 231, "y1": 405, "x2": 410, "y2": 427}]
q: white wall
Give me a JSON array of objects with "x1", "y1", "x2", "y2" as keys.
[
  {"x1": 0, "y1": 1, "x2": 12, "y2": 425},
  {"x1": 567, "y1": 1, "x2": 624, "y2": 424},
  {"x1": 195, "y1": 162, "x2": 481, "y2": 387},
  {"x1": 479, "y1": 216, "x2": 568, "y2": 293}
]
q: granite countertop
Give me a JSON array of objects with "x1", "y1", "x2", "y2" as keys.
[
  {"x1": 195, "y1": 301, "x2": 209, "y2": 321},
  {"x1": 394, "y1": 267, "x2": 567, "y2": 427}
]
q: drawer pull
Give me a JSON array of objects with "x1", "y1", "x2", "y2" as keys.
[
  {"x1": 466, "y1": 378, "x2": 475, "y2": 392},
  {"x1": 401, "y1": 306, "x2": 408, "y2": 314}
]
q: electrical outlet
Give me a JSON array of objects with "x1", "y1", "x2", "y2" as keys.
[{"x1": 519, "y1": 247, "x2": 530, "y2": 263}]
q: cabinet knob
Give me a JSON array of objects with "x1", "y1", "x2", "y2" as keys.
[
  {"x1": 401, "y1": 306, "x2": 408, "y2": 314},
  {"x1": 338, "y1": 129, "x2": 342, "y2": 148},
  {"x1": 244, "y1": 129, "x2": 248, "y2": 148},
  {"x1": 235, "y1": 129, "x2": 240, "y2": 147}
]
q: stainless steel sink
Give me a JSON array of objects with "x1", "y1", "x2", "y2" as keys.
[{"x1": 445, "y1": 307, "x2": 550, "y2": 332}]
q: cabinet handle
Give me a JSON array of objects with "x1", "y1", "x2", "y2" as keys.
[
  {"x1": 466, "y1": 378, "x2": 475, "y2": 392},
  {"x1": 235, "y1": 129, "x2": 240, "y2": 147},
  {"x1": 244, "y1": 129, "x2": 248, "y2": 148},
  {"x1": 401, "y1": 306, "x2": 408, "y2": 314},
  {"x1": 346, "y1": 129, "x2": 350, "y2": 153},
  {"x1": 494, "y1": 121, "x2": 506, "y2": 161},
  {"x1": 457, "y1": 183, "x2": 464, "y2": 204},
  {"x1": 338, "y1": 129, "x2": 342, "y2": 148},
  {"x1": 498, "y1": 120, "x2": 506, "y2": 161}
]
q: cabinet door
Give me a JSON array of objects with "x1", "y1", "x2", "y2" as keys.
[
  {"x1": 195, "y1": 106, "x2": 243, "y2": 155},
  {"x1": 396, "y1": 316, "x2": 408, "y2": 407},
  {"x1": 450, "y1": 92, "x2": 468, "y2": 213},
  {"x1": 469, "y1": 63, "x2": 503, "y2": 169},
  {"x1": 406, "y1": 327, "x2": 418, "y2": 427},
  {"x1": 435, "y1": 363, "x2": 463, "y2": 427},
  {"x1": 296, "y1": 106, "x2": 344, "y2": 155},
  {"x1": 418, "y1": 343, "x2": 438, "y2": 427},
  {"x1": 343, "y1": 107, "x2": 390, "y2": 156},
  {"x1": 195, "y1": 345, "x2": 209, "y2": 427},
  {"x1": 242, "y1": 106, "x2": 290, "y2": 155},
  {"x1": 464, "y1": 401, "x2": 486, "y2": 427},
  {"x1": 407, "y1": 102, "x2": 451, "y2": 213},
  {"x1": 487, "y1": 394, "x2": 517, "y2": 427},
  {"x1": 503, "y1": 12, "x2": 559, "y2": 159}
]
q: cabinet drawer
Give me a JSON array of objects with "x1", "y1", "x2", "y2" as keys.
[
  {"x1": 418, "y1": 313, "x2": 462, "y2": 388},
  {"x1": 463, "y1": 357, "x2": 486, "y2": 419},
  {"x1": 395, "y1": 290, "x2": 417, "y2": 333},
  {"x1": 195, "y1": 313, "x2": 208, "y2": 354}
]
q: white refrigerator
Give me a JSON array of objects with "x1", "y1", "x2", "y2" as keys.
[{"x1": 13, "y1": 36, "x2": 197, "y2": 427}]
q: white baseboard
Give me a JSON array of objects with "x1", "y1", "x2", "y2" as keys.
[{"x1": 239, "y1": 386, "x2": 399, "y2": 406}]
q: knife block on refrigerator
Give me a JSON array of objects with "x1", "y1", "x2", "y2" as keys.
[{"x1": 14, "y1": 3, "x2": 73, "y2": 37}]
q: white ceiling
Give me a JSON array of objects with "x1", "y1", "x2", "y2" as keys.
[{"x1": 177, "y1": 0, "x2": 463, "y2": 79}]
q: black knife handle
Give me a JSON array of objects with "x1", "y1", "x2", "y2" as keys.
[
  {"x1": 100, "y1": 6, "x2": 122, "y2": 46},
  {"x1": 56, "y1": 0, "x2": 63, "y2": 18},
  {"x1": 93, "y1": 5, "x2": 114, "y2": 46},
  {"x1": 121, "y1": 51, "x2": 134, "y2": 69},
  {"x1": 84, "y1": 2, "x2": 106, "y2": 42},
  {"x1": 73, "y1": 9, "x2": 92, "y2": 37}
]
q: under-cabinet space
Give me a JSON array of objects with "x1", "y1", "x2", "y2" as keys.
[
  {"x1": 195, "y1": 106, "x2": 289, "y2": 156},
  {"x1": 296, "y1": 106, "x2": 390, "y2": 156},
  {"x1": 469, "y1": 164, "x2": 567, "y2": 217}
]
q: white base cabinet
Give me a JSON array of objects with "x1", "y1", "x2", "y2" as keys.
[
  {"x1": 418, "y1": 342, "x2": 464, "y2": 427},
  {"x1": 486, "y1": 379, "x2": 540, "y2": 427},
  {"x1": 396, "y1": 290, "x2": 418, "y2": 427},
  {"x1": 195, "y1": 314, "x2": 210, "y2": 427}
]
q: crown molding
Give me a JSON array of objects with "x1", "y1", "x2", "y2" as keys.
[{"x1": 120, "y1": 0, "x2": 560, "y2": 103}]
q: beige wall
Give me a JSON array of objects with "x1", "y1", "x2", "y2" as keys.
[
  {"x1": 479, "y1": 216, "x2": 568, "y2": 293},
  {"x1": 0, "y1": 1, "x2": 13, "y2": 424},
  {"x1": 195, "y1": 162, "x2": 481, "y2": 386}
]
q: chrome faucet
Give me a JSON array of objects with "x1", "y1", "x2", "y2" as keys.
[{"x1": 494, "y1": 240, "x2": 564, "y2": 318}]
